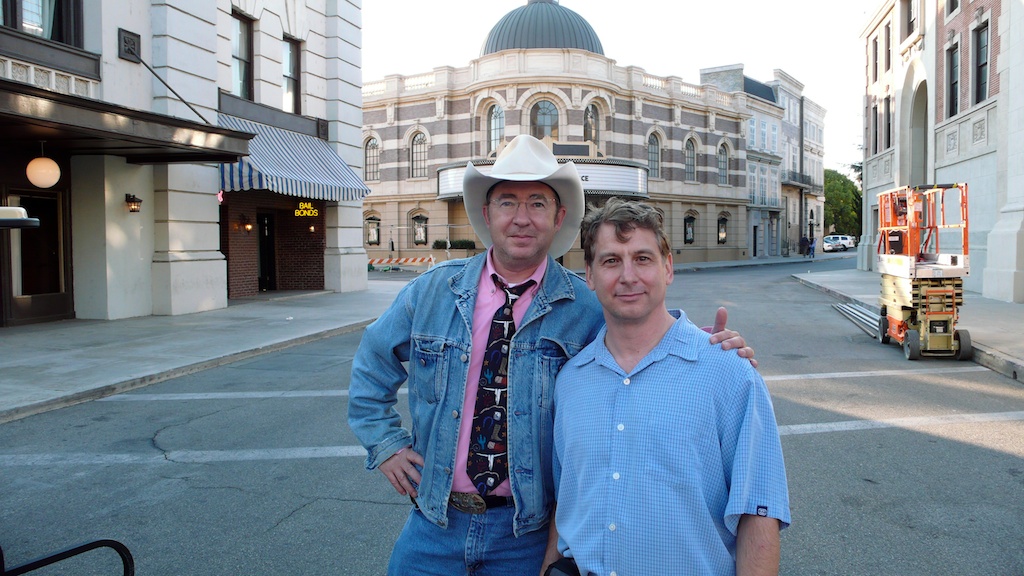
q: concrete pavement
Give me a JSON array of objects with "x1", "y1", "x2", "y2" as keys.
[{"x1": 1, "y1": 252, "x2": 1020, "y2": 424}]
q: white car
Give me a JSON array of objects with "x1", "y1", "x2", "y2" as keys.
[
  {"x1": 824, "y1": 234, "x2": 856, "y2": 249},
  {"x1": 822, "y1": 238, "x2": 844, "y2": 252}
]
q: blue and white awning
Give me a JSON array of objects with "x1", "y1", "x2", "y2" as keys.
[{"x1": 218, "y1": 114, "x2": 370, "y2": 202}]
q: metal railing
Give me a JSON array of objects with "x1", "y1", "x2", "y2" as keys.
[
  {"x1": 780, "y1": 170, "x2": 815, "y2": 187},
  {"x1": 1, "y1": 539, "x2": 134, "y2": 576}
]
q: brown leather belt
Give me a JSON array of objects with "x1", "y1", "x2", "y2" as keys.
[{"x1": 448, "y1": 491, "x2": 514, "y2": 514}]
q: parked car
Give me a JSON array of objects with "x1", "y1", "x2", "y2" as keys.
[
  {"x1": 824, "y1": 234, "x2": 857, "y2": 249},
  {"x1": 822, "y1": 237, "x2": 844, "y2": 252}
]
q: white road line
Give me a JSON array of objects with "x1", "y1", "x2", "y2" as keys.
[
  {"x1": 98, "y1": 389, "x2": 408, "y2": 401},
  {"x1": 0, "y1": 446, "x2": 368, "y2": 466},
  {"x1": 4, "y1": 410, "x2": 1024, "y2": 467},
  {"x1": 779, "y1": 410, "x2": 1024, "y2": 436},
  {"x1": 762, "y1": 365, "x2": 988, "y2": 381},
  {"x1": 97, "y1": 366, "x2": 990, "y2": 402}
]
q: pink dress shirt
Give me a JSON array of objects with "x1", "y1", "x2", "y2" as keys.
[{"x1": 450, "y1": 249, "x2": 547, "y2": 496}]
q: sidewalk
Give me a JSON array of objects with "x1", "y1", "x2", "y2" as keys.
[{"x1": 1, "y1": 252, "x2": 1020, "y2": 424}]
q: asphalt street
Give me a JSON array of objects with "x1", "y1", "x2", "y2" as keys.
[{"x1": 1, "y1": 259, "x2": 1022, "y2": 575}]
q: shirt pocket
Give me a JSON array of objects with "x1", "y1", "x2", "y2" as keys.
[
  {"x1": 410, "y1": 336, "x2": 448, "y2": 404},
  {"x1": 536, "y1": 339, "x2": 580, "y2": 411}
]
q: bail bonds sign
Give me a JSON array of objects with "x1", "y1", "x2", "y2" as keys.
[{"x1": 295, "y1": 202, "x2": 319, "y2": 217}]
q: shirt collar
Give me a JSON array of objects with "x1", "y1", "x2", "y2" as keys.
[
  {"x1": 485, "y1": 247, "x2": 546, "y2": 296},
  {"x1": 574, "y1": 309, "x2": 701, "y2": 371}
]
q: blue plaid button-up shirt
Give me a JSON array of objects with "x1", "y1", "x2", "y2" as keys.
[{"x1": 553, "y1": 310, "x2": 791, "y2": 576}]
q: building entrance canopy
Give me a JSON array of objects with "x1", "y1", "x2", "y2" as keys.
[
  {"x1": 218, "y1": 114, "x2": 370, "y2": 202},
  {"x1": 0, "y1": 78, "x2": 252, "y2": 163}
]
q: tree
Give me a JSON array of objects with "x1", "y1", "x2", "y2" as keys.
[{"x1": 824, "y1": 169, "x2": 862, "y2": 236}]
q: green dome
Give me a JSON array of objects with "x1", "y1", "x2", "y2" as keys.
[{"x1": 482, "y1": 0, "x2": 604, "y2": 56}]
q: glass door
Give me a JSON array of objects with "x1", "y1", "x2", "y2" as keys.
[{"x1": 2, "y1": 190, "x2": 74, "y2": 326}]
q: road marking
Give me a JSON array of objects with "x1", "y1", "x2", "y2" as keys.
[
  {"x1": 4, "y1": 410, "x2": 1023, "y2": 466},
  {"x1": 96, "y1": 366, "x2": 990, "y2": 402},
  {"x1": 763, "y1": 365, "x2": 989, "y2": 382},
  {"x1": 0, "y1": 446, "x2": 368, "y2": 466},
  {"x1": 779, "y1": 410, "x2": 1024, "y2": 435},
  {"x1": 98, "y1": 389, "x2": 407, "y2": 401}
]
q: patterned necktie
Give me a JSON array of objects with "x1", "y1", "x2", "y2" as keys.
[{"x1": 468, "y1": 274, "x2": 536, "y2": 496}]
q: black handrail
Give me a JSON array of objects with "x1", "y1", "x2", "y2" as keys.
[{"x1": 1, "y1": 539, "x2": 134, "y2": 576}]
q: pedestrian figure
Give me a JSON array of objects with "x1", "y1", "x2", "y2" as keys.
[
  {"x1": 548, "y1": 198, "x2": 790, "y2": 575},
  {"x1": 799, "y1": 235, "x2": 809, "y2": 257},
  {"x1": 809, "y1": 237, "x2": 817, "y2": 258},
  {"x1": 348, "y1": 135, "x2": 755, "y2": 576}
]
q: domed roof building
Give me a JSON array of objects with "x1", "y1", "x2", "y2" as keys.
[
  {"x1": 360, "y1": 1, "x2": 826, "y2": 269},
  {"x1": 482, "y1": 0, "x2": 604, "y2": 56}
]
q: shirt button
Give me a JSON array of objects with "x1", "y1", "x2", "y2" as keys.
[
  {"x1": 460, "y1": 354, "x2": 468, "y2": 362},
  {"x1": 617, "y1": 424, "x2": 624, "y2": 431},
  {"x1": 623, "y1": 377, "x2": 630, "y2": 386},
  {"x1": 611, "y1": 572, "x2": 618, "y2": 576},
  {"x1": 612, "y1": 472, "x2": 620, "y2": 480},
  {"x1": 419, "y1": 359, "x2": 426, "y2": 366},
  {"x1": 608, "y1": 523, "x2": 616, "y2": 531},
  {"x1": 451, "y1": 410, "x2": 459, "y2": 419}
]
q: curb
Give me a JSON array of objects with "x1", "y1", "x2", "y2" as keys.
[{"x1": 0, "y1": 320, "x2": 374, "y2": 425}]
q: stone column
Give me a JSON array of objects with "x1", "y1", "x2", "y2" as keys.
[
  {"x1": 151, "y1": 164, "x2": 228, "y2": 315},
  {"x1": 983, "y1": 0, "x2": 1024, "y2": 303},
  {"x1": 325, "y1": 202, "x2": 369, "y2": 292}
]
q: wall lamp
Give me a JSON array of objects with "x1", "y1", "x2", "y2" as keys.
[
  {"x1": 26, "y1": 141, "x2": 61, "y2": 188},
  {"x1": 239, "y1": 213, "x2": 253, "y2": 234},
  {"x1": 125, "y1": 194, "x2": 143, "y2": 213}
]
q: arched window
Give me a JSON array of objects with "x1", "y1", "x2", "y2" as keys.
[
  {"x1": 584, "y1": 104, "x2": 600, "y2": 145},
  {"x1": 684, "y1": 214, "x2": 696, "y2": 245},
  {"x1": 647, "y1": 134, "x2": 661, "y2": 179},
  {"x1": 412, "y1": 214, "x2": 428, "y2": 245},
  {"x1": 410, "y1": 132, "x2": 427, "y2": 178},
  {"x1": 364, "y1": 138, "x2": 380, "y2": 181},
  {"x1": 717, "y1": 144, "x2": 729, "y2": 186},
  {"x1": 684, "y1": 139, "x2": 697, "y2": 181},
  {"x1": 488, "y1": 105, "x2": 505, "y2": 154},
  {"x1": 718, "y1": 216, "x2": 728, "y2": 244},
  {"x1": 365, "y1": 216, "x2": 381, "y2": 246},
  {"x1": 530, "y1": 100, "x2": 559, "y2": 140}
]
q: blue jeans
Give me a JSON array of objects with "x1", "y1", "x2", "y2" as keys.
[{"x1": 387, "y1": 506, "x2": 549, "y2": 576}]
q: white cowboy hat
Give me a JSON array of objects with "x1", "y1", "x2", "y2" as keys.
[{"x1": 463, "y1": 135, "x2": 584, "y2": 258}]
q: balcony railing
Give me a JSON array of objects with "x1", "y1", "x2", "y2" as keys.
[
  {"x1": 780, "y1": 170, "x2": 815, "y2": 187},
  {"x1": 748, "y1": 192, "x2": 781, "y2": 207}
]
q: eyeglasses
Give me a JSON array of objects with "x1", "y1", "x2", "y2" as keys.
[{"x1": 489, "y1": 196, "x2": 557, "y2": 216}]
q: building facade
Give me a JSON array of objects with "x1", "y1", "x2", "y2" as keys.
[
  {"x1": 769, "y1": 72, "x2": 828, "y2": 254},
  {"x1": 0, "y1": 0, "x2": 369, "y2": 327},
  {"x1": 360, "y1": 0, "x2": 825, "y2": 270},
  {"x1": 861, "y1": 0, "x2": 1023, "y2": 302}
]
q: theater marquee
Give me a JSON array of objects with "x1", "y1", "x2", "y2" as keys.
[{"x1": 437, "y1": 161, "x2": 649, "y2": 200}]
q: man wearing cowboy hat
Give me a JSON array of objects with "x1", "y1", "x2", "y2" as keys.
[{"x1": 348, "y1": 135, "x2": 754, "y2": 576}]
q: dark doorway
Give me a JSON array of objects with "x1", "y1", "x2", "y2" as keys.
[
  {"x1": 257, "y1": 212, "x2": 276, "y2": 291},
  {"x1": 753, "y1": 225, "x2": 759, "y2": 257},
  {"x1": 2, "y1": 190, "x2": 74, "y2": 326}
]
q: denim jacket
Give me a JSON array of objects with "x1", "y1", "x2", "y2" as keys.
[{"x1": 348, "y1": 253, "x2": 603, "y2": 536}]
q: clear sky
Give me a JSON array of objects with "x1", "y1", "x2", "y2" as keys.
[{"x1": 362, "y1": 0, "x2": 874, "y2": 176}]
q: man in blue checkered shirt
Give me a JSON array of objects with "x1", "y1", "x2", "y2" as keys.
[{"x1": 549, "y1": 198, "x2": 791, "y2": 576}]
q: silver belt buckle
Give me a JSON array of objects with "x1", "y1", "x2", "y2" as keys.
[{"x1": 449, "y1": 491, "x2": 487, "y2": 514}]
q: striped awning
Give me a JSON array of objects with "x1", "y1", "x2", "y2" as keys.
[{"x1": 218, "y1": 114, "x2": 370, "y2": 202}]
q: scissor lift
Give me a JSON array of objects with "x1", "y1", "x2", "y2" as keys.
[{"x1": 876, "y1": 183, "x2": 971, "y2": 361}]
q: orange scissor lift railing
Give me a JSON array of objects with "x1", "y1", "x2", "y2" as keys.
[{"x1": 875, "y1": 183, "x2": 972, "y2": 360}]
